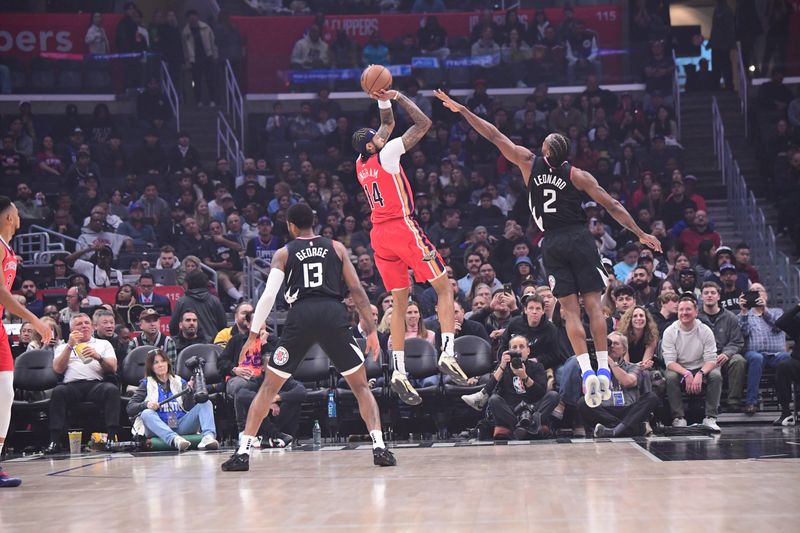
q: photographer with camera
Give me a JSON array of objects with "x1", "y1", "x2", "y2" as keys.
[
  {"x1": 463, "y1": 334, "x2": 559, "y2": 439},
  {"x1": 579, "y1": 332, "x2": 660, "y2": 438},
  {"x1": 127, "y1": 348, "x2": 218, "y2": 451}
]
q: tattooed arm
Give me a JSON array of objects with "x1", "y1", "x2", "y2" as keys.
[
  {"x1": 374, "y1": 89, "x2": 432, "y2": 151},
  {"x1": 375, "y1": 101, "x2": 395, "y2": 141}
]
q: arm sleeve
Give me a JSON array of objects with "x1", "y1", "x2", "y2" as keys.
[
  {"x1": 250, "y1": 267, "x2": 286, "y2": 334},
  {"x1": 379, "y1": 138, "x2": 406, "y2": 175},
  {"x1": 126, "y1": 381, "x2": 148, "y2": 417}
]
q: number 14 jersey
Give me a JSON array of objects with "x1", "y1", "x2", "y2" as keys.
[
  {"x1": 355, "y1": 138, "x2": 415, "y2": 224},
  {"x1": 528, "y1": 156, "x2": 586, "y2": 232},
  {"x1": 283, "y1": 236, "x2": 345, "y2": 306}
]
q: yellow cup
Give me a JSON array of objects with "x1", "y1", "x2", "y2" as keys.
[
  {"x1": 75, "y1": 343, "x2": 92, "y2": 364},
  {"x1": 68, "y1": 431, "x2": 82, "y2": 454}
]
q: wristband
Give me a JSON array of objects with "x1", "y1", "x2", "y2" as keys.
[
  {"x1": 682, "y1": 371, "x2": 692, "y2": 383},
  {"x1": 378, "y1": 99, "x2": 392, "y2": 109}
]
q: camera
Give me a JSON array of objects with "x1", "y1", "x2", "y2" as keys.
[
  {"x1": 514, "y1": 401, "x2": 534, "y2": 427},
  {"x1": 184, "y1": 356, "x2": 209, "y2": 404},
  {"x1": 509, "y1": 350, "x2": 523, "y2": 369}
]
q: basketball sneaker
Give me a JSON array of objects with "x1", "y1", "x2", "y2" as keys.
[
  {"x1": 596, "y1": 368, "x2": 613, "y2": 401},
  {"x1": 438, "y1": 353, "x2": 468, "y2": 385},
  {"x1": 593, "y1": 423, "x2": 615, "y2": 438},
  {"x1": 221, "y1": 452, "x2": 250, "y2": 472},
  {"x1": 198, "y1": 434, "x2": 219, "y2": 450},
  {"x1": 390, "y1": 370, "x2": 422, "y2": 405},
  {"x1": 265, "y1": 433, "x2": 294, "y2": 449},
  {"x1": 173, "y1": 436, "x2": 191, "y2": 452},
  {"x1": 582, "y1": 371, "x2": 602, "y2": 408},
  {"x1": 461, "y1": 389, "x2": 488, "y2": 411},
  {"x1": 373, "y1": 447, "x2": 396, "y2": 467},
  {"x1": 0, "y1": 467, "x2": 21, "y2": 488}
]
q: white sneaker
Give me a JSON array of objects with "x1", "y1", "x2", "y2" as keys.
[
  {"x1": 198, "y1": 434, "x2": 219, "y2": 450},
  {"x1": 461, "y1": 390, "x2": 488, "y2": 411},
  {"x1": 702, "y1": 417, "x2": 721, "y2": 433},
  {"x1": 583, "y1": 373, "x2": 602, "y2": 408},
  {"x1": 173, "y1": 436, "x2": 191, "y2": 451},
  {"x1": 238, "y1": 432, "x2": 261, "y2": 449},
  {"x1": 672, "y1": 417, "x2": 687, "y2": 428},
  {"x1": 438, "y1": 353, "x2": 468, "y2": 385},
  {"x1": 597, "y1": 371, "x2": 612, "y2": 401},
  {"x1": 390, "y1": 370, "x2": 422, "y2": 405}
]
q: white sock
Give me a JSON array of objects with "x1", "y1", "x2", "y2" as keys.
[
  {"x1": 393, "y1": 351, "x2": 406, "y2": 375},
  {"x1": 595, "y1": 351, "x2": 609, "y2": 372},
  {"x1": 227, "y1": 287, "x2": 243, "y2": 300},
  {"x1": 441, "y1": 332, "x2": 454, "y2": 357},
  {"x1": 369, "y1": 430, "x2": 385, "y2": 449},
  {"x1": 0, "y1": 442, "x2": 4, "y2": 456},
  {"x1": 237, "y1": 434, "x2": 256, "y2": 455},
  {"x1": 576, "y1": 353, "x2": 593, "y2": 375}
]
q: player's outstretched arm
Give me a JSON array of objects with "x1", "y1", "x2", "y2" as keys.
[
  {"x1": 335, "y1": 241, "x2": 380, "y2": 360},
  {"x1": 434, "y1": 89, "x2": 534, "y2": 183},
  {"x1": 571, "y1": 167, "x2": 663, "y2": 253},
  {"x1": 375, "y1": 89, "x2": 431, "y2": 151},
  {"x1": 240, "y1": 247, "x2": 288, "y2": 364},
  {"x1": 371, "y1": 92, "x2": 395, "y2": 141}
]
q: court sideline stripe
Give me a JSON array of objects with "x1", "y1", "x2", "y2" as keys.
[
  {"x1": 629, "y1": 442, "x2": 662, "y2": 463},
  {"x1": 47, "y1": 457, "x2": 112, "y2": 476}
]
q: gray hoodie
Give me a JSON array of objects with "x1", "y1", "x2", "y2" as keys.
[
  {"x1": 169, "y1": 287, "x2": 227, "y2": 341},
  {"x1": 698, "y1": 307, "x2": 744, "y2": 356}
]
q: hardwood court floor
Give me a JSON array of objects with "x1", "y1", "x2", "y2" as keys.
[{"x1": 3, "y1": 427, "x2": 800, "y2": 533}]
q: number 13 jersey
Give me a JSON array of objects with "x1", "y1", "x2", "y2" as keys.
[
  {"x1": 528, "y1": 156, "x2": 586, "y2": 232},
  {"x1": 355, "y1": 137, "x2": 414, "y2": 224},
  {"x1": 283, "y1": 236, "x2": 345, "y2": 306}
]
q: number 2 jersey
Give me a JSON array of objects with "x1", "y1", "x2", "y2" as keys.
[
  {"x1": 282, "y1": 236, "x2": 345, "y2": 306},
  {"x1": 355, "y1": 138, "x2": 414, "y2": 224},
  {"x1": 527, "y1": 156, "x2": 587, "y2": 232}
]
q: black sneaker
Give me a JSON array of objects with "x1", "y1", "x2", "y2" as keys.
[
  {"x1": 221, "y1": 452, "x2": 250, "y2": 472},
  {"x1": 43, "y1": 442, "x2": 63, "y2": 455},
  {"x1": 266, "y1": 432, "x2": 294, "y2": 448},
  {"x1": 593, "y1": 423, "x2": 615, "y2": 438},
  {"x1": 373, "y1": 447, "x2": 396, "y2": 467}
]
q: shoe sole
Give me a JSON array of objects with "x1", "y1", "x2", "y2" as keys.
[
  {"x1": 597, "y1": 374, "x2": 612, "y2": 401},
  {"x1": 583, "y1": 374, "x2": 602, "y2": 408},
  {"x1": 438, "y1": 358, "x2": 469, "y2": 385},
  {"x1": 221, "y1": 463, "x2": 249, "y2": 472},
  {"x1": 199, "y1": 441, "x2": 219, "y2": 451},
  {"x1": 391, "y1": 378, "x2": 422, "y2": 406}
]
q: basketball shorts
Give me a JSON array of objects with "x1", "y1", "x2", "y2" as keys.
[
  {"x1": 371, "y1": 216, "x2": 446, "y2": 291},
  {"x1": 267, "y1": 299, "x2": 365, "y2": 378},
  {"x1": 541, "y1": 224, "x2": 608, "y2": 298},
  {"x1": 0, "y1": 328, "x2": 12, "y2": 372}
]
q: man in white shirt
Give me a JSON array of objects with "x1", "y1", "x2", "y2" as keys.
[
  {"x1": 662, "y1": 295, "x2": 722, "y2": 432},
  {"x1": 65, "y1": 244, "x2": 123, "y2": 288},
  {"x1": 45, "y1": 313, "x2": 120, "y2": 453}
]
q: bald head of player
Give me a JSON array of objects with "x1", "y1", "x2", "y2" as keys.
[
  {"x1": 0, "y1": 196, "x2": 20, "y2": 236},
  {"x1": 352, "y1": 128, "x2": 386, "y2": 161},
  {"x1": 542, "y1": 133, "x2": 570, "y2": 169},
  {"x1": 286, "y1": 203, "x2": 315, "y2": 239}
]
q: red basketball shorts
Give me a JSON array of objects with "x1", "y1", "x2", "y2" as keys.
[{"x1": 371, "y1": 217, "x2": 446, "y2": 292}]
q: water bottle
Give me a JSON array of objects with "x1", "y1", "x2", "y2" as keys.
[
  {"x1": 327, "y1": 391, "x2": 337, "y2": 419},
  {"x1": 312, "y1": 420, "x2": 321, "y2": 447}
]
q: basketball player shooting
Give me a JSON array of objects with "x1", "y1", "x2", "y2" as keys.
[
  {"x1": 0, "y1": 196, "x2": 52, "y2": 487},
  {"x1": 434, "y1": 90, "x2": 662, "y2": 408},
  {"x1": 351, "y1": 88, "x2": 468, "y2": 406}
]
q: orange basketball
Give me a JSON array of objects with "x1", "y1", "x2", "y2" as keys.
[{"x1": 360, "y1": 65, "x2": 392, "y2": 95}]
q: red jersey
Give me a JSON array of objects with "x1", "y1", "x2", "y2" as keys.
[
  {"x1": 0, "y1": 236, "x2": 16, "y2": 307},
  {"x1": 355, "y1": 138, "x2": 414, "y2": 224}
]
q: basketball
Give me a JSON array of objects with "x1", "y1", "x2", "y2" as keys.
[{"x1": 360, "y1": 65, "x2": 392, "y2": 95}]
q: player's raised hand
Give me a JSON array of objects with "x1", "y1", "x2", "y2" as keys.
[
  {"x1": 433, "y1": 89, "x2": 464, "y2": 113},
  {"x1": 639, "y1": 233, "x2": 663, "y2": 253},
  {"x1": 238, "y1": 331, "x2": 258, "y2": 365},
  {"x1": 32, "y1": 317, "x2": 52, "y2": 347},
  {"x1": 371, "y1": 89, "x2": 398, "y2": 101},
  {"x1": 365, "y1": 331, "x2": 381, "y2": 362}
]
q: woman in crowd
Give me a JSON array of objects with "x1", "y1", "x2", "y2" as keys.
[
  {"x1": 616, "y1": 306, "x2": 659, "y2": 368},
  {"x1": 85, "y1": 12, "x2": 109, "y2": 54},
  {"x1": 127, "y1": 348, "x2": 218, "y2": 451},
  {"x1": 36, "y1": 135, "x2": 65, "y2": 178}
]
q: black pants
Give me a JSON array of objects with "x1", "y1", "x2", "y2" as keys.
[
  {"x1": 191, "y1": 59, "x2": 215, "y2": 104},
  {"x1": 577, "y1": 392, "x2": 660, "y2": 437},
  {"x1": 711, "y1": 48, "x2": 733, "y2": 90},
  {"x1": 234, "y1": 380, "x2": 304, "y2": 438},
  {"x1": 488, "y1": 390, "x2": 560, "y2": 431},
  {"x1": 776, "y1": 358, "x2": 800, "y2": 415},
  {"x1": 49, "y1": 380, "x2": 121, "y2": 441}
]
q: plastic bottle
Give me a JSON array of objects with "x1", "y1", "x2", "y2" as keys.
[
  {"x1": 312, "y1": 420, "x2": 321, "y2": 446},
  {"x1": 327, "y1": 391, "x2": 337, "y2": 419}
]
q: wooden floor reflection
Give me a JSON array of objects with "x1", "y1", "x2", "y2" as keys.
[{"x1": 2, "y1": 437, "x2": 800, "y2": 533}]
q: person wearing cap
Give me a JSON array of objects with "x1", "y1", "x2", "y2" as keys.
[
  {"x1": 677, "y1": 267, "x2": 700, "y2": 299},
  {"x1": 705, "y1": 246, "x2": 750, "y2": 292},
  {"x1": 245, "y1": 215, "x2": 283, "y2": 265},
  {"x1": 64, "y1": 239, "x2": 123, "y2": 289},
  {"x1": 635, "y1": 249, "x2": 666, "y2": 282},
  {"x1": 117, "y1": 203, "x2": 157, "y2": 247},
  {"x1": 64, "y1": 148, "x2": 102, "y2": 191},
  {"x1": 469, "y1": 288, "x2": 520, "y2": 345},
  {"x1": 680, "y1": 173, "x2": 706, "y2": 211},
  {"x1": 697, "y1": 282, "x2": 746, "y2": 411},
  {"x1": 677, "y1": 210, "x2": 721, "y2": 259},
  {"x1": 662, "y1": 176, "x2": 697, "y2": 229},
  {"x1": 717, "y1": 263, "x2": 743, "y2": 312}
]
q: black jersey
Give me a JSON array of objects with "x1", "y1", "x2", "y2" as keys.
[
  {"x1": 283, "y1": 236, "x2": 345, "y2": 305},
  {"x1": 527, "y1": 156, "x2": 586, "y2": 232}
]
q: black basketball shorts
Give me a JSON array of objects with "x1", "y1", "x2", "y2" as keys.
[
  {"x1": 267, "y1": 299, "x2": 365, "y2": 378},
  {"x1": 541, "y1": 224, "x2": 608, "y2": 298}
]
